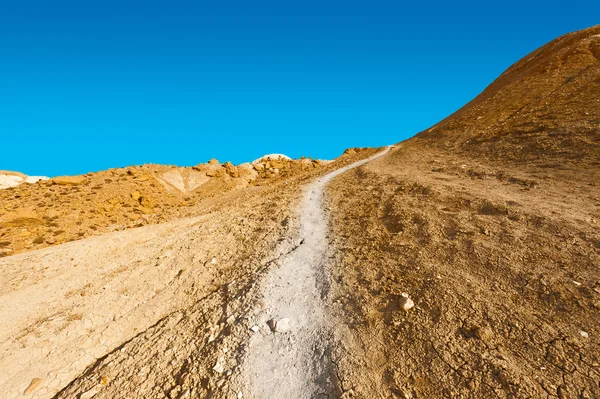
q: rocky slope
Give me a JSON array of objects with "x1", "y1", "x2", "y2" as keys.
[
  {"x1": 419, "y1": 24, "x2": 600, "y2": 165},
  {"x1": 0, "y1": 151, "x2": 367, "y2": 257},
  {"x1": 327, "y1": 25, "x2": 600, "y2": 398}
]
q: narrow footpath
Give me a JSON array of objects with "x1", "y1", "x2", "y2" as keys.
[{"x1": 241, "y1": 147, "x2": 391, "y2": 399}]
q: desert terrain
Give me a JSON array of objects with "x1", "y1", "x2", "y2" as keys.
[{"x1": 0, "y1": 25, "x2": 599, "y2": 399}]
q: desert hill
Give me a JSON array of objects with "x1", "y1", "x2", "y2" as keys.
[
  {"x1": 419, "y1": 24, "x2": 600, "y2": 165},
  {"x1": 0, "y1": 150, "x2": 373, "y2": 257},
  {"x1": 327, "y1": 25, "x2": 600, "y2": 398},
  {"x1": 1, "y1": 26, "x2": 599, "y2": 399}
]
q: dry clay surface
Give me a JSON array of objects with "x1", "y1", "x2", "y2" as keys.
[{"x1": 0, "y1": 149, "x2": 380, "y2": 399}]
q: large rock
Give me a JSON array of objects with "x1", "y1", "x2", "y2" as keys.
[
  {"x1": 0, "y1": 171, "x2": 48, "y2": 189},
  {"x1": 51, "y1": 175, "x2": 87, "y2": 185},
  {"x1": 0, "y1": 208, "x2": 42, "y2": 227},
  {"x1": 223, "y1": 162, "x2": 240, "y2": 178}
]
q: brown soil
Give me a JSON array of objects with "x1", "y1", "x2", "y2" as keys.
[{"x1": 327, "y1": 25, "x2": 600, "y2": 398}]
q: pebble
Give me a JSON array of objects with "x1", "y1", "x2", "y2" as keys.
[
  {"x1": 250, "y1": 325, "x2": 259, "y2": 333},
  {"x1": 238, "y1": 392, "x2": 243, "y2": 398},
  {"x1": 580, "y1": 330, "x2": 589, "y2": 339},
  {"x1": 274, "y1": 318, "x2": 291, "y2": 332},
  {"x1": 79, "y1": 384, "x2": 103, "y2": 399},
  {"x1": 399, "y1": 293, "x2": 414, "y2": 311},
  {"x1": 23, "y1": 378, "x2": 43, "y2": 395}
]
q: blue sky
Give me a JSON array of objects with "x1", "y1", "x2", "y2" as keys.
[{"x1": 1, "y1": 1, "x2": 598, "y2": 176}]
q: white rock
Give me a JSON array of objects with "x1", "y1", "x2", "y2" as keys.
[
  {"x1": 274, "y1": 318, "x2": 291, "y2": 332},
  {"x1": 237, "y1": 392, "x2": 243, "y2": 399},
  {"x1": 399, "y1": 293, "x2": 414, "y2": 311},
  {"x1": 79, "y1": 384, "x2": 102, "y2": 399},
  {"x1": 250, "y1": 325, "x2": 259, "y2": 333},
  {"x1": 213, "y1": 362, "x2": 224, "y2": 373},
  {"x1": 211, "y1": 257, "x2": 217, "y2": 264},
  {"x1": 580, "y1": 330, "x2": 589, "y2": 339}
]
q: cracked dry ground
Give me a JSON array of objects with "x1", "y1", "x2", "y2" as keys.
[{"x1": 326, "y1": 143, "x2": 600, "y2": 398}]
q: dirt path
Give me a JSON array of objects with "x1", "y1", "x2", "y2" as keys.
[{"x1": 240, "y1": 147, "x2": 391, "y2": 399}]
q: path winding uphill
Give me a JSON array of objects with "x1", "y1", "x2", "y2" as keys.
[
  {"x1": 240, "y1": 148, "x2": 391, "y2": 398},
  {"x1": 0, "y1": 148, "x2": 383, "y2": 399}
]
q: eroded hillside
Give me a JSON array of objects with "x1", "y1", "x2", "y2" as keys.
[
  {"x1": 0, "y1": 150, "x2": 371, "y2": 257},
  {"x1": 327, "y1": 25, "x2": 600, "y2": 398}
]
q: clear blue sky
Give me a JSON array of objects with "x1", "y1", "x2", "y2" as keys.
[{"x1": 1, "y1": 1, "x2": 598, "y2": 176}]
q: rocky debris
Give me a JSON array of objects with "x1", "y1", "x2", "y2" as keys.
[
  {"x1": 399, "y1": 293, "x2": 414, "y2": 311},
  {"x1": 579, "y1": 330, "x2": 589, "y2": 339},
  {"x1": 51, "y1": 175, "x2": 87, "y2": 185},
  {"x1": 223, "y1": 162, "x2": 239, "y2": 178},
  {"x1": 252, "y1": 154, "x2": 292, "y2": 164},
  {"x1": 23, "y1": 378, "x2": 43, "y2": 395}
]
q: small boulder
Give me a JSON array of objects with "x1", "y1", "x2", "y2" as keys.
[
  {"x1": 474, "y1": 326, "x2": 494, "y2": 342},
  {"x1": 399, "y1": 293, "x2": 414, "y2": 311},
  {"x1": 213, "y1": 362, "x2": 224, "y2": 373},
  {"x1": 269, "y1": 318, "x2": 291, "y2": 333}
]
